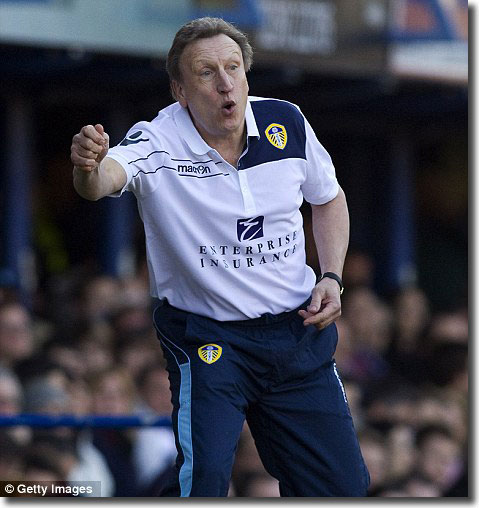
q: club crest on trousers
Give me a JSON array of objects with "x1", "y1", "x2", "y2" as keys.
[{"x1": 198, "y1": 344, "x2": 223, "y2": 364}]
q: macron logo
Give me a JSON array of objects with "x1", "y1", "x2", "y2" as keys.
[
  {"x1": 237, "y1": 216, "x2": 265, "y2": 242},
  {"x1": 177, "y1": 164, "x2": 211, "y2": 175}
]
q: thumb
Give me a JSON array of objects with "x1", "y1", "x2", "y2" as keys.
[
  {"x1": 94, "y1": 124, "x2": 105, "y2": 136},
  {"x1": 307, "y1": 286, "x2": 322, "y2": 314},
  {"x1": 95, "y1": 124, "x2": 109, "y2": 150}
]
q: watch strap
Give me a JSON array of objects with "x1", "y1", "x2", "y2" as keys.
[{"x1": 319, "y1": 272, "x2": 344, "y2": 295}]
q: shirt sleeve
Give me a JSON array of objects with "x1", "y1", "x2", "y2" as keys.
[
  {"x1": 106, "y1": 121, "x2": 162, "y2": 198},
  {"x1": 300, "y1": 116, "x2": 339, "y2": 205}
]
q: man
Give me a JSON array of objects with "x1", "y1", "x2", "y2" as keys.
[
  {"x1": 70, "y1": 17, "x2": 369, "y2": 497},
  {"x1": 0, "y1": 301, "x2": 34, "y2": 369}
]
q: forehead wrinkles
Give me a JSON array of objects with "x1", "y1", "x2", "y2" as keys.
[{"x1": 182, "y1": 36, "x2": 242, "y2": 71}]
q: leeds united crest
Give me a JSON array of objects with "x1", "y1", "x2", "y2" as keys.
[
  {"x1": 265, "y1": 123, "x2": 287, "y2": 150},
  {"x1": 198, "y1": 344, "x2": 222, "y2": 364}
]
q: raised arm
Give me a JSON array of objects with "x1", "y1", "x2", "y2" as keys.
[
  {"x1": 71, "y1": 124, "x2": 126, "y2": 201},
  {"x1": 298, "y1": 187, "x2": 350, "y2": 329}
]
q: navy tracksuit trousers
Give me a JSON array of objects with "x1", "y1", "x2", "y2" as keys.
[{"x1": 153, "y1": 300, "x2": 369, "y2": 497}]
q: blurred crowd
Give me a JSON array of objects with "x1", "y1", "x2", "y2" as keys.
[{"x1": 0, "y1": 250, "x2": 468, "y2": 497}]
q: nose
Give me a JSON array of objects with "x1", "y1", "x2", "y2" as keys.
[{"x1": 217, "y1": 68, "x2": 234, "y2": 94}]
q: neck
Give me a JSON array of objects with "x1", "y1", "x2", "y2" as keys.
[
  {"x1": 210, "y1": 128, "x2": 246, "y2": 167},
  {"x1": 189, "y1": 111, "x2": 246, "y2": 167}
]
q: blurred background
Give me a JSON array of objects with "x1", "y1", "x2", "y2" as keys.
[{"x1": 0, "y1": 0, "x2": 468, "y2": 498}]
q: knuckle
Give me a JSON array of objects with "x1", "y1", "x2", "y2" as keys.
[{"x1": 85, "y1": 139, "x2": 96, "y2": 151}]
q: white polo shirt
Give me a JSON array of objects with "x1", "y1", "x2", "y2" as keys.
[{"x1": 107, "y1": 96, "x2": 339, "y2": 321}]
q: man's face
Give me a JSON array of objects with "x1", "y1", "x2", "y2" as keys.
[
  {"x1": 173, "y1": 34, "x2": 249, "y2": 144},
  {"x1": 418, "y1": 434, "x2": 461, "y2": 488}
]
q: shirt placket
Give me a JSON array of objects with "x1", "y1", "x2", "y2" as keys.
[
  {"x1": 237, "y1": 171, "x2": 256, "y2": 216},
  {"x1": 237, "y1": 139, "x2": 257, "y2": 216}
]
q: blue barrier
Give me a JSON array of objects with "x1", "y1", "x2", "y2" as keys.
[{"x1": 0, "y1": 414, "x2": 172, "y2": 428}]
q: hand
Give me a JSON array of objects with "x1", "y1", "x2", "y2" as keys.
[
  {"x1": 71, "y1": 124, "x2": 109, "y2": 172},
  {"x1": 298, "y1": 277, "x2": 342, "y2": 330}
]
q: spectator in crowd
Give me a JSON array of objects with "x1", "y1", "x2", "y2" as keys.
[
  {"x1": 428, "y1": 310, "x2": 468, "y2": 345},
  {"x1": 42, "y1": 336, "x2": 85, "y2": 380},
  {"x1": 404, "y1": 476, "x2": 442, "y2": 497},
  {"x1": 0, "y1": 431, "x2": 25, "y2": 480},
  {"x1": 0, "y1": 366, "x2": 23, "y2": 416},
  {"x1": 393, "y1": 286, "x2": 431, "y2": 347},
  {"x1": 117, "y1": 331, "x2": 162, "y2": 379},
  {"x1": 28, "y1": 434, "x2": 78, "y2": 480},
  {"x1": 341, "y1": 249, "x2": 375, "y2": 289},
  {"x1": 414, "y1": 389, "x2": 467, "y2": 447},
  {"x1": 376, "y1": 476, "x2": 441, "y2": 498},
  {"x1": 341, "y1": 379, "x2": 364, "y2": 430},
  {"x1": 357, "y1": 428, "x2": 389, "y2": 496},
  {"x1": 333, "y1": 317, "x2": 356, "y2": 378},
  {"x1": 135, "y1": 363, "x2": 173, "y2": 417},
  {"x1": 109, "y1": 275, "x2": 153, "y2": 341},
  {"x1": 22, "y1": 447, "x2": 65, "y2": 484},
  {"x1": 80, "y1": 275, "x2": 120, "y2": 325},
  {"x1": 231, "y1": 423, "x2": 273, "y2": 496},
  {"x1": 0, "y1": 302, "x2": 35, "y2": 369},
  {"x1": 340, "y1": 287, "x2": 393, "y2": 385},
  {"x1": 426, "y1": 341, "x2": 468, "y2": 397},
  {"x1": 240, "y1": 472, "x2": 280, "y2": 497},
  {"x1": 23, "y1": 376, "x2": 70, "y2": 416},
  {"x1": 22, "y1": 375, "x2": 74, "y2": 443},
  {"x1": 89, "y1": 367, "x2": 142, "y2": 496},
  {"x1": 133, "y1": 364, "x2": 177, "y2": 494},
  {"x1": 88, "y1": 367, "x2": 138, "y2": 493},
  {"x1": 67, "y1": 431, "x2": 116, "y2": 497},
  {"x1": 67, "y1": 376, "x2": 93, "y2": 417},
  {"x1": 386, "y1": 424, "x2": 416, "y2": 484},
  {"x1": 0, "y1": 367, "x2": 30, "y2": 444},
  {"x1": 0, "y1": 272, "x2": 20, "y2": 306},
  {"x1": 363, "y1": 380, "x2": 418, "y2": 431},
  {"x1": 413, "y1": 424, "x2": 465, "y2": 495},
  {"x1": 110, "y1": 302, "x2": 153, "y2": 343},
  {"x1": 386, "y1": 286, "x2": 431, "y2": 384},
  {"x1": 76, "y1": 333, "x2": 115, "y2": 379}
]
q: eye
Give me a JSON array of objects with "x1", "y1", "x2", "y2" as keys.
[{"x1": 201, "y1": 69, "x2": 213, "y2": 77}]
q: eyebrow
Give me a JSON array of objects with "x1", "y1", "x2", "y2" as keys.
[{"x1": 192, "y1": 50, "x2": 242, "y2": 68}]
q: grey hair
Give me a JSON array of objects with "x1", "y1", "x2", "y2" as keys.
[{"x1": 166, "y1": 17, "x2": 253, "y2": 100}]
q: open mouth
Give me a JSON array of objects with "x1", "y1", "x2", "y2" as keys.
[{"x1": 222, "y1": 100, "x2": 236, "y2": 113}]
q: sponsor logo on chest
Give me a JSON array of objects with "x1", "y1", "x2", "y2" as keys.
[{"x1": 177, "y1": 164, "x2": 211, "y2": 175}]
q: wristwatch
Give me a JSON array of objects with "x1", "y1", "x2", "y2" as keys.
[{"x1": 319, "y1": 272, "x2": 344, "y2": 295}]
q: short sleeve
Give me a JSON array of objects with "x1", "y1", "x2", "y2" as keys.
[
  {"x1": 106, "y1": 121, "x2": 162, "y2": 198},
  {"x1": 300, "y1": 117, "x2": 339, "y2": 205}
]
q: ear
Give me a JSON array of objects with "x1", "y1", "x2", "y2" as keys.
[{"x1": 171, "y1": 80, "x2": 187, "y2": 108}]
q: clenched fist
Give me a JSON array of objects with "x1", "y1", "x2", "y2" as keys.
[{"x1": 71, "y1": 124, "x2": 109, "y2": 172}]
